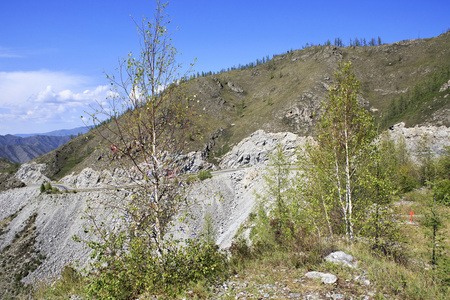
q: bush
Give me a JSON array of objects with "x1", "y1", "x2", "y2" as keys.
[
  {"x1": 398, "y1": 164, "x2": 419, "y2": 193},
  {"x1": 40, "y1": 182, "x2": 60, "y2": 194},
  {"x1": 436, "y1": 178, "x2": 450, "y2": 205},
  {"x1": 198, "y1": 170, "x2": 212, "y2": 181},
  {"x1": 85, "y1": 239, "x2": 227, "y2": 299}
]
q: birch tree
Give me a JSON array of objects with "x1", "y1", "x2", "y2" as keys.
[
  {"x1": 77, "y1": 2, "x2": 229, "y2": 298},
  {"x1": 312, "y1": 61, "x2": 376, "y2": 240},
  {"x1": 87, "y1": 1, "x2": 198, "y2": 252}
]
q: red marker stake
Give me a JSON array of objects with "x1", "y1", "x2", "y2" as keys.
[{"x1": 410, "y1": 211, "x2": 414, "y2": 223}]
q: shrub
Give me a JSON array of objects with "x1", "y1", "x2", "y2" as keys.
[
  {"x1": 40, "y1": 183, "x2": 45, "y2": 193},
  {"x1": 436, "y1": 178, "x2": 450, "y2": 206},
  {"x1": 198, "y1": 170, "x2": 212, "y2": 181},
  {"x1": 40, "y1": 182, "x2": 60, "y2": 194},
  {"x1": 85, "y1": 238, "x2": 227, "y2": 299},
  {"x1": 398, "y1": 164, "x2": 419, "y2": 193}
]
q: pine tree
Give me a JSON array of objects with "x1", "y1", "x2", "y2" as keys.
[
  {"x1": 40, "y1": 183, "x2": 45, "y2": 193},
  {"x1": 252, "y1": 144, "x2": 296, "y2": 245}
]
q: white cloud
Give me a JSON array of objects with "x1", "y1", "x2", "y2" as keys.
[
  {"x1": 0, "y1": 70, "x2": 111, "y2": 134},
  {"x1": 0, "y1": 46, "x2": 22, "y2": 58}
]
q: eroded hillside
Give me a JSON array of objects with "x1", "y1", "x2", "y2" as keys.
[{"x1": 31, "y1": 32, "x2": 450, "y2": 179}]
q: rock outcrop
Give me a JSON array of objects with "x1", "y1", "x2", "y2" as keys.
[
  {"x1": 178, "y1": 151, "x2": 212, "y2": 173},
  {"x1": 0, "y1": 173, "x2": 25, "y2": 191},
  {"x1": 227, "y1": 81, "x2": 244, "y2": 93},
  {"x1": 304, "y1": 271, "x2": 338, "y2": 284},
  {"x1": 439, "y1": 79, "x2": 450, "y2": 92},
  {"x1": 388, "y1": 122, "x2": 450, "y2": 161},
  {"x1": 219, "y1": 130, "x2": 311, "y2": 169},
  {"x1": 60, "y1": 167, "x2": 135, "y2": 188},
  {"x1": 15, "y1": 162, "x2": 50, "y2": 184},
  {"x1": 325, "y1": 251, "x2": 358, "y2": 268}
]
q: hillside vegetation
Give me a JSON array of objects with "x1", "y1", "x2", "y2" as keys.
[
  {"x1": 183, "y1": 31, "x2": 450, "y2": 158},
  {"x1": 32, "y1": 32, "x2": 450, "y2": 179},
  {"x1": 33, "y1": 60, "x2": 450, "y2": 300}
]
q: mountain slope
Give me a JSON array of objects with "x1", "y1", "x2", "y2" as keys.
[
  {"x1": 33, "y1": 32, "x2": 450, "y2": 179},
  {"x1": 184, "y1": 32, "x2": 450, "y2": 159},
  {"x1": 0, "y1": 135, "x2": 71, "y2": 163}
]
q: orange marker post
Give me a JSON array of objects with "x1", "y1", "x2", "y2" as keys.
[{"x1": 410, "y1": 211, "x2": 414, "y2": 223}]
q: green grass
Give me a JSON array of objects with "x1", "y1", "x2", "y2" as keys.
[
  {"x1": 33, "y1": 265, "x2": 87, "y2": 300},
  {"x1": 347, "y1": 243, "x2": 448, "y2": 300},
  {"x1": 380, "y1": 67, "x2": 450, "y2": 129}
]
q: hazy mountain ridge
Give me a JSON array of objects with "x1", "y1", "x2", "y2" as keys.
[
  {"x1": 13, "y1": 126, "x2": 91, "y2": 138},
  {"x1": 0, "y1": 135, "x2": 71, "y2": 164}
]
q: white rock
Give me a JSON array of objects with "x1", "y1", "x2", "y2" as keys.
[
  {"x1": 305, "y1": 271, "x2": 337, "y2": 284},
  {"x1": 219, "y1": 130, "x2": 310, "y2": 169},
  {"x1": 325, "y1": 251, "x2": 358, "y2": 268},
  {"x1": 388, "y1": 122, "x2": 450, "y2": 162},
  {"x1": 14, "y1": 162, "x2": 50, "y2": 184}
]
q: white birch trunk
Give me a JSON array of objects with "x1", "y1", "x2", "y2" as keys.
[{"x1": 344, "y1": 128, "x2": 354, "y2": 240}]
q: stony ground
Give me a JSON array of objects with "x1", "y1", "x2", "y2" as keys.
[{"x1": 138, "y1": 251, "x2": 379, "y2": 300}]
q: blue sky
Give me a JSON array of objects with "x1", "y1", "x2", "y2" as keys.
[{"x1": 0, "y1": 0, "x2": 448, "y2": 135}]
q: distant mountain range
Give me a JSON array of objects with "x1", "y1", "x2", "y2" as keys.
[
  {"x1": 0, "y1": 126, "x2": 92, "y2": 164},
  {"x1": 13, "y1": 126, "x2": 92, "y2": 137}
]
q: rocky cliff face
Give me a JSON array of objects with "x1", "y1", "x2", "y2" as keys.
[
  {"x1": 0, "y1": 125, "x2": 448, "y2": 287},
  {"x1": 389, "y1": 122, "x2": 450, "y2": 160},
  {"x1": 219, "y1": 130, "x2": 312, "y2": 169},
  {"x1": 14, "y1": 162, "x2": 50, "y2": 184}
]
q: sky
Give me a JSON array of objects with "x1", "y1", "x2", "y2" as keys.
[{"x1": 0, "y1": 0, "x2": 448, "y2": 135}]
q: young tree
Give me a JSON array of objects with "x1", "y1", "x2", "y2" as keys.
[
  {"x1": 252, "y1": 144, "x2": 297, "y2": 245},
  {"x1": 358, "y1": 132, "x2": 403, "y2": 251},
  {"x1": 296, "y1": 150, "x2": 334, "y2": 238},
  {"x1": 88, "y1": 0, "x2": 198, "y2": 249},
  {"x1": 307, "y1": 61, "x2": 376, "y2": 240},
  {"x1": 78, "y1": 2, "x2": 227, "y2": 298}
]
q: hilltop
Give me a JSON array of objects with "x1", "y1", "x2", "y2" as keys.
[
  {"x1": 31, "y1": 32, "x2": 450, "y2": 179},
  {"x1": 184, "y1": 32, "x2": 450, "y2": 156}
]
